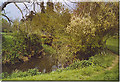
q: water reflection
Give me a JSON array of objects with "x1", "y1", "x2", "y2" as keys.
[{"x1": 2, "y1": 55, "x2": 56, "y2": 74}]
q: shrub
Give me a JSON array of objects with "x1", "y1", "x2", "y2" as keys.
[
  {"x1": 27, "y1": 68, "x2": 40, "y2": 76},
  {"x1": 66, "y1": 59, "x2": 92, "y2": 70},
  {"x1": 4, "y1": 68, "x2": 42, "y2": 79},
  {"x1": 42, "y1": 44, "x2": 56, "y2": 55},
  {"x1": 2, "y1": 30, "x2": 43, "y2": 63},
  {"x1": 1, "y1": 72, "x2": 9, "y2": 79},
  {"x1": 10, "y1": 71, "x2": 29, "y2": 78},
  {"x1": 65, "y1": 51, "x2": 115, "y2": 70}
]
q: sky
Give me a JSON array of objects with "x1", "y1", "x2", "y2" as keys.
[{"x1": 1, "y1": 0, "x2": 76, "y2": 21}]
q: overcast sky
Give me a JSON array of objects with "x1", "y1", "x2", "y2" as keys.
[{"x1": 1, "y1": 0, "x2": 76, "y2": 21}]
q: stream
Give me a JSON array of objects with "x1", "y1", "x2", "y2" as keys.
[{"x1": 2, "y1": 55, "x2": 60, "y2": 74}]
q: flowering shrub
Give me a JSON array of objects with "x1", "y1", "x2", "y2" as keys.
[
  {"x1": 65, "y1": 15, "x2": 101, "y2": 59},
  {"x1": 64, "y1": 2, "x2": 118, "y2": 60}
]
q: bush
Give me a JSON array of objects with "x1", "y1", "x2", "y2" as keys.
[
  {"x1": 66, "y1": 59, "x2": 92, "y2": 70},
  {"x1": 2, "y1": 31, "x2": 43, "y2": 63},
  {"x1": 42, "y1": 44, "x2": 56, "y2": 55},
  {"x1": 27, "y1": 68, "x2": 40, "y2": 76},
  {"x1": 65, "y1": 51, "x2": 115, "y2": 70},
  {"x1": 67, "y1": 60, "x2": 87, "y2": 70},
  {"x1": 1, "y1": 72, "x2": 9, "y2": 79},
  {"x1": 10, "y1": 71, "x2": 29, "y2": 78},
  {"x1": 3, "y1": 68, "x2": 42, "y2": 79}
]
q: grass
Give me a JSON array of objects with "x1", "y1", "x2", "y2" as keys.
[
  {"x1": 106, "y1": 36, "x2": 118, "y2": 54},
  {"x1": 86, "y1": 62, "x2": 119, "y2": 80}
]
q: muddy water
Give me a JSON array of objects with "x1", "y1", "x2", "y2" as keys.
[{"x1": 2, "y1": 55, "x2": 57, "y2": 74}]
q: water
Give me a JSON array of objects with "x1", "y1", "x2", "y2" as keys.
[{"x1": 2, "y1": 55, "x2": 56, "y2": 74}]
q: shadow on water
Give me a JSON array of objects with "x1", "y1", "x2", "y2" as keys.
[{"x1": 2, "y1": 55, "x2": 57, "y2": 74}]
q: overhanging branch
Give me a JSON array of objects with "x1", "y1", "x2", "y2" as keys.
[
  {"x1": 2, "y1": 14, "x2": 13, "y2": 24},
  {"x1": 14, "y1": 2, "x2": 25, "y2": 19},
  {"x1": 1, "y1": 2, "x2": 12, "y2": 11}
]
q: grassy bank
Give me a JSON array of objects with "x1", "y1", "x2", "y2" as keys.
[
  {"x1": 106, "y1": 36, "x2": 118, "y2": 54},
  {"x1": 3, "y1": 52, "x2": 118, "y2": 80}
]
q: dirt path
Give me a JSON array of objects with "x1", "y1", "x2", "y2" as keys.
[
  {"x1": 107, "y1": 55, "x2": 119, "y2": 70},
  {"x1": 105, "y1": 49, "x2": 119, "y2": 70}
]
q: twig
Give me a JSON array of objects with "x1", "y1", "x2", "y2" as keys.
[{"x1": 23, "y1": 2, "x2": 30, "y2": 12}]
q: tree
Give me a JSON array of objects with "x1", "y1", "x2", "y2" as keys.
[
  {"x1": 74, "y1": 2, "x2": 118, "y2": 39},
  {"x1": 64, "y1": 2, "x2": 119, "y2": 59},
  {"x1": 2, "y1": 1, "x2": 72, "y2": 65}
]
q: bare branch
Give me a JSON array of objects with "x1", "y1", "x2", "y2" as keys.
[
  {"x1": 23, "y1": 2, "x2": 30, "y2": 12},
  {"x1": 63, "y1": 0, "x2": 74, "y2": 10},
  {"x1": 1, "y1": 1, "x2": 30, "y2": 11},
  {"x1": 33, "y1": 2, "x2": 36, "y2": 13},
  {"x1": 14, "y1": 2, "x2": 25, "y2": 19},
  {"x1": 1, "y1": 2, "x2": 12, "y2": 11},
  {"x1": 2, "y1": 14, "x2": 13, "y2": 24}
]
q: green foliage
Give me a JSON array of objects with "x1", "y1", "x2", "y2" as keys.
[
  {"x1": 80, "y1": 66, "x2": 95, "y2": 76},
  {"x1": 55, "y1": 69, "x2": 63, "y2": 73},
  {"x1": 65, "y1": 14, "x2": 104, "y2": 59},
  {"x1": 2, "y1": 2, "x2": 72, "y2": 65},
  {"x1": 1, "y1": 72, "x2": 9, "y2": 79},
  {"x1": 67, "y1": 2, "x2": 119, "y2": 59},
  {"x1": 10, "y1": 71, "x2": 29, "y2": 78},
  {"x1": 66, "y1": 51, "x2": 115, "y2": 70},
  {"x1": 89, "y1": 53, "x2": 115, "y2": 68},
  {"x1": 2, "y1": 19, "x2": 12, "y2": 33},
  {"x1": 2, "y1": 2, "x2": 119, "y2": 81},
  {"x1": 27, "y1": 68, "x2": 41, "y2": 76},
  {"x1": 42, "y1": 44, "x2": 56, "y2": 55},
  {"x1": 2, "y1": 29, "x2": 43, "y2": 63},
  {"x1": 2, "y1": 34, "x2": 15, "y2": 63},
  {"x1": 67, "y1": 60, "x2": 92, "y2": 70},
  {"x1": 2, "y1": 68, "x2": 41, "y2": 79}
]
